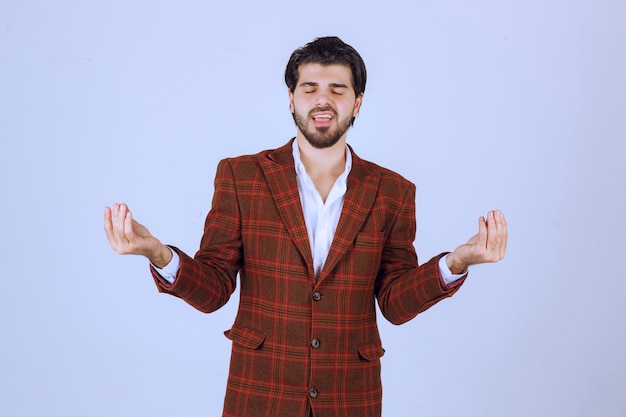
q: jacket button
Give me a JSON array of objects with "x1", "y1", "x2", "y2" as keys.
[
  {"x1": 311, "y1": 338, "x2": 320, "y2": 349},
  {"x1": 312, "y1": 291, "x2": 322, "y2": 301},
  {"x1": 308, "y1": 388, "x2": 318, "y2": 398}
]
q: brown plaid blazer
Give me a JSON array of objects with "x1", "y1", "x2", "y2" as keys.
[{"x1": 152, "y1": 139, "x2": 466, "y2": 417}]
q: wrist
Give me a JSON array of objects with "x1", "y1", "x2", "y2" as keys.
[
  {"x1": 150, "y1": 245, "x2": 173, "y2": 269},
  {"x1": 445, "y1": 253, "x2": 468, "y2": 275}
]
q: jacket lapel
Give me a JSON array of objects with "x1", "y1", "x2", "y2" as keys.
[
  {"x1": 319, "y1": 146, "x2": 380, "y2": 282},
  {"x1": 260, "y1": 139, "x2": 314, "y2": 274}
]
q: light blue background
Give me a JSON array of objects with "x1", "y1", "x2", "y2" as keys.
[{"x1": 1, "y1": 1, "x2": 625, "y2": 416}]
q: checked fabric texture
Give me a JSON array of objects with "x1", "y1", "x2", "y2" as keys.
[{"x1": 151, "y1": 139, "x2": 466, "y2": 417}]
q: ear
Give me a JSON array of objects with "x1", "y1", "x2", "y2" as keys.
[
  {"x1": 353, "y1": 93, "x2": 364, "y2": 117},
  {"x1": 288, "y1": 88, "x2": 295, "y2": 113}
]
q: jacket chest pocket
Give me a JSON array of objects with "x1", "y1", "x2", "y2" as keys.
[{"x1": 351, "y1": 232, "x2": 385, "y2": 276}]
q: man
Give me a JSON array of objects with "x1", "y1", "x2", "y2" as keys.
[{"x1": 104, "y1": 36, "x2": 507, "y2": 417}]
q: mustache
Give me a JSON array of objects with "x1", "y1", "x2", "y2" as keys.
[{"x1": 309, "y1": 106, "x2": 337, "y2": 117}]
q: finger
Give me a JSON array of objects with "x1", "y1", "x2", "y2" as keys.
[
  {"x1": 111, "y1": 203, "x2": 121, "y2": 232},
  {"x1": 485, "y1": 211, "x2": 502, "y2": 260},
  {"x1": 124, "y1": 207, "x2": 135, "y2": 239},
  {"x1": 497, "y1": 211, "x2": 508, "y2": 259},
  {"x1": 104, "y1": 206, "x2": 111, "y2": 231},
  {"x1": 110, "y1": 203, "x2": 121, "y2": 229},
  {"x1": 490, "y1": 211, "x2": 506, "y2": 256},
  {"x1": 113, "y1": 203, "x2": 131, "y2": 245},
  {"x1": 103, "y1": 206, "x2": 116, "y2": 247},
  {"x1": 488, "y1": 210, "x2": 506, "y2": 260},
  {"x1": 477, "y1": 215, "x2": 488, "y2": 248}
]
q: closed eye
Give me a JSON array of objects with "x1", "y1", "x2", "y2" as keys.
[
  {"x1": 300, "y1": 82, "x2": 318, "y2": 94},
  {"x1": 329, "y1": 83, "x2": 348, "y2": 94}
]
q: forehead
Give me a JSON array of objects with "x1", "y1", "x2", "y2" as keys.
[{"x1": 296, "y1": 63, "x2": 353, "y2": 87}]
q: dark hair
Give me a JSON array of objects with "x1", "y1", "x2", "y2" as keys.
[{"x1": 285, "y1": 36, "x2": 367, "y2": 97}]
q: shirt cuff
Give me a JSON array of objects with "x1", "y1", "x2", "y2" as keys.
[
  {"x1": 438, "y1": 254, "x2": 466, "y2": 286},
  {"x1": 151, "y1": 247, "x2": 180, "y2": 284}
]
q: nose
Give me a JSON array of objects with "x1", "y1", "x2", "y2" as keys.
[{"x1": 314, "y1": 92, "x2": 331, "y2": 106}]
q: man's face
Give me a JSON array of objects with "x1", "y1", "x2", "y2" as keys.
[{"x1": 289, "y1": 63, "x2": 363, "y2": 149}]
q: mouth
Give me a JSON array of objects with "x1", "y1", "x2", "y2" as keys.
[{"x1": 311, "y1": 111, "x2": 334, "y2": 126}]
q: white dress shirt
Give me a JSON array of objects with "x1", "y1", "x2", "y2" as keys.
[
  {"x1": 154, "y1": 140, "x2": 464, "y2": 285},
  {"x1": 293, "y1": 140, "x2": 350, "y2": 280}
]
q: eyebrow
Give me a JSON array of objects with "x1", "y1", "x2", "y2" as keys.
[{"x1": 299, "y1": 82, "x2": 349, "y2": 89}]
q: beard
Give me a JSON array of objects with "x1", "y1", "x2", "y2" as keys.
[{"x1": 292, "y1": 106, "x2": 354, "y2": 149}]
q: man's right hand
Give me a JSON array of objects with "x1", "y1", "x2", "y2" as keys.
[{"x1": 103, "y1": 203, "x2": 173, "y2": 268}]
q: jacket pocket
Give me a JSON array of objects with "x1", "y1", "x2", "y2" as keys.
[
  {"x1": 355, "y1": 232, "x2": 385, "y2": 248},
  {"x1": 358, "y1": 342, "x2": 386, "y2": 361},
  {"x1": 224, "y1": 325, "x2": 266, "y2": 350},
  {"x1": 352, "y1": 232, "x2": 385, "y2": 277}
]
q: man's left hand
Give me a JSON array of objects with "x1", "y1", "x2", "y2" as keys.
[{"x1": 446, "y1": 210, "x2": 508, "y2": 274}]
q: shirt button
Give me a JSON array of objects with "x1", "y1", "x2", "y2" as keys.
[
  {"x1": 308, "y1": 388, "x2": 318, "y2": 398},
  {"x1": 311, "y1": 338, "x2": 320, "y2": 349},
  {"x1": 312, "y1": 292, "x2": 322, "y2": 301}
]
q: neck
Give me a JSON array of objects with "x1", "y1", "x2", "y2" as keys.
[{"x1": 296, "y1": 134, "x2": 347, "y2": 177}]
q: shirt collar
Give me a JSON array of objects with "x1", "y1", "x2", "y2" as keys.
[{"x1": 292, "y1": 138, "x2": 352, "y2": 178}]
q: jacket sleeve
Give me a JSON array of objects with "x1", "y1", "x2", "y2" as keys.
[
  {"x1": 151, "y1": 159, "x2": 242, "y2": 313},
  {"x1": 375, "y1": 182, "x2": 466, "y2": 325}
]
